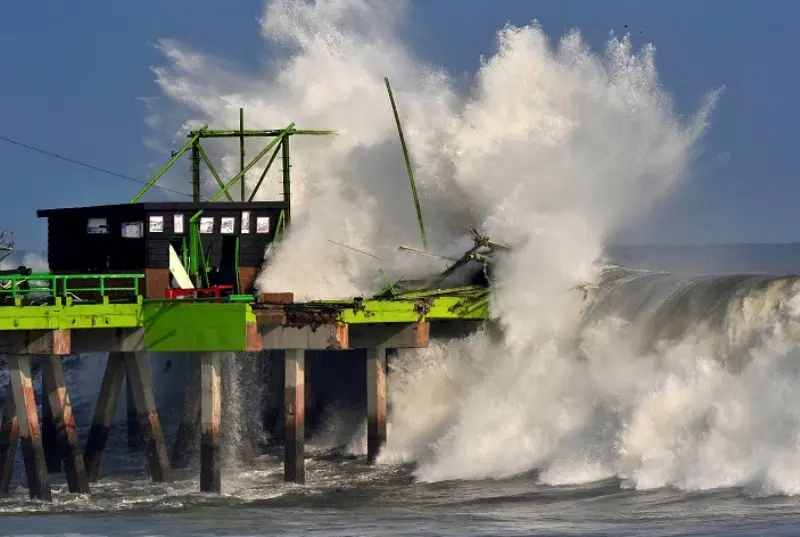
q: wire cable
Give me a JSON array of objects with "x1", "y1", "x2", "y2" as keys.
[{"x1": 0, "y1": 134, "x2": 195, "y2": 199}]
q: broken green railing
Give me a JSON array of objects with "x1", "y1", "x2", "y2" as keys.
[{"x1": 0, "y1": 273, "x2": 144, "y2": 303}]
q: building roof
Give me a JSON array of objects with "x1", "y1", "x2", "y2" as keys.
[{"x1": 37, "y1": 201, "x2": 287, "y2": 218}]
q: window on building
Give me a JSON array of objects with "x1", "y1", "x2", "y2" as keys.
[
  {"x1": 200, "y1": 217, "x2": 214, "y2": 234},
  {"x1": 87, "y1": 217, "x2": 108, "y2": 234},
  {"x1": 221, "y1": 217, "x2": 235, "y2": 234},
  {"x1": 149, "y1": 216, "x2": 164, "y2": 233},
  {"x1": 121, "y1": 222, "x2": 143, "y2": 239}
]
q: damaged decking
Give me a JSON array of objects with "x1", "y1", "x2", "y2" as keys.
[{"x1": 0, "y1": 293, "x2": 489, "y2": 500}]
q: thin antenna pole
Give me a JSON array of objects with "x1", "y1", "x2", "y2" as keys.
[
  {"x1": 239, "y1": 108, "x2": 246, "y2": 202},
  {"x1": 385, "y1": 77, "x2": 428, "y2": 250}
]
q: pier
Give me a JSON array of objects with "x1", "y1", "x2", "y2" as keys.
[
  {"x1": 0, "y1": 108, "x2": 496, "y2": 501},
  {"x1": 0, "y1": 280, "x2": 487, "y2": 499}
]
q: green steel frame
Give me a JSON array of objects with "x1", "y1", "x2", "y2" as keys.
[{"x1": 128, "y1": 110, "x2": 335, "y2": 287}]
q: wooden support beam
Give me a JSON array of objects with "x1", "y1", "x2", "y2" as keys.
[
  {"x1": 84, "y1": 352, "x2": 126, "y2": 482},
  {"x1": 7, "y1": 355, "x2": 51, "y2": 501},
  {"x1": 366, "y1": 347, "x2": 388, "y2": 464},
  {"x1": 71, "y1": 328, "x2": 145, "y2": 353},
  {"x1": 200, "y1": 353, "x2": 222, "y2": 493},
  {"x1": 40, "y1": 355, "x2": 90, "y2": 494},
  {"x1": 0, "y1": 395, "x2": 18, "y2": 494},
  {"x1": 0, "y1": 330, "x2": 71, "y2": 355},
  {"x1": 349, "y1": 322, "x2": 429, "y2": 349},
  {"x1": 40, "y1": 371, "x2": 61, "y2": 474},
  {"x1": 124, "y1": 352, "x2": 172, "y2": 483},
  {"x1": 171, "y1": 363, "x2": 201, "y2": 470},
  {"x1": 258, "y1": 323, "x2": 348, "y2": 350},
  {"x1": 284, "y1": 349, "x2": 305, "y2": 484},
  {"x1": 429, "y1": 320, "x2": 484, "y2": 341}
]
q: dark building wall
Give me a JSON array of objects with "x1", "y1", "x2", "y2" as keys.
[
  {"x1": 38, "y1": 202, "x2": 284, "y2": 288},
  {"x1": 45, "y1": 205, "x2": 146, "y2": 273}
]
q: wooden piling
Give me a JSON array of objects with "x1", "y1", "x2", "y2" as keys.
[
  {"x1": 284, "y1": 349, "x2": 305, "y2": 484},
  {"x1": 124, "y1": 352, "x2": 172, "y2": 483},
  {"x1": 200, "y1": 353, "x2": 222, "y2": 493},
  {"x1": 367, "y1": 347, "x2": 388, "y2": 464},
  {"x1": 0, "y1": 395, "x2": 18, "y2": 494},
  {"x1": 84, "y1": 352, "x2": 126, "y2": 482},
  {"x1": 41, "y1": 372, "x2": 61, "y2": 474},
  {"x1": 171, "y1": 363, "x2": 201, "y2": 470},
  {"x1": 40, "y1": 355, "x2": 90, "y2": 494},
  {"x1": 7, "y1": 355, "x2": 51, "y2": 501}
]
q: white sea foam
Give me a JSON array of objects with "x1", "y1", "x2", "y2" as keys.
[{"x1": 144, "y1": 0, "x2": 800, "y2": 497}]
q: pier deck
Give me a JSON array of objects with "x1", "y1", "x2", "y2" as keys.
[{"x1": 0, "y1": 280, "x2": 490, "y2": 500}]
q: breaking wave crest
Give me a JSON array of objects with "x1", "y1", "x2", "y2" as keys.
[
  {"x1": 381, "y1": 265, "x2": 800, "y2": 495},
  {"x1": 145, "y1": 0, "x2": 800, "y2": 497}
]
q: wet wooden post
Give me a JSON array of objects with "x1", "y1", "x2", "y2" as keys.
[
  {"x1": 172, "y1": 363, "x2": 201, "y2": 470},
  {"x1": 367, "y1": 347, "x2": 388, "y2": 463},
  {"x1": 284, "y1": 349, "x2": 305, "y2": 484},
  {"x1": 40, "y1": 355, "x2": 90, "y2": 494},
  {"x1": 0, "y1": 395, "x2": 18, "y2": 494},
  {"x1": 84, "y1": 352, "x2": 126, "y2": 482},
  {"x1": 7, "y1": 355, "x2": 51, "y2": 501},
  {"x1": 124, "y1": 352, "x2": 172, "y2": 483},
  {"x1": 200, "y1": 353, "x2": 222, "y2": 493},
  {"x1": 40, "y1": 371, "x2": 61, "y2": 474}
]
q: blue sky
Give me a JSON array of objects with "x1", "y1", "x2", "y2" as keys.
[{"x1": 1, "y1": 0, "x2": 798, "y2": 249}]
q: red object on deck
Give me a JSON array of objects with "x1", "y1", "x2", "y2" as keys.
[{"x1": 165, "y1": 285, "x2": 234, "y2": 299}]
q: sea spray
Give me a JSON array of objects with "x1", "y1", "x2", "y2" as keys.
[
  {"x1": 219, "y1": 352, "x2": 268, "y2": 473},
  {"x1": 145, "y1": 0, "x2": 800, "y2": 497}
]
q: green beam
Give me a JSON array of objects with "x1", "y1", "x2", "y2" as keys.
[
  {"x1": 0, "y1": 303, "x2": 142, "y2": 331},
  {"x1": 273, "y1": 209, "x2": 286, "y2": 242},
  {"x1": 131, "y1": 125, "x2": 208, "y2": 203},
  {"x1": 209, "y1": 123, "x2": 295, "y2": 203},
  {"x1": 196, "y1": 143, "x2": 233, "y2": 202},
  {"x1": 247, "y1": 143, "x2": 282, "y2": 202},
  {"x1": 191, "y1": 129, "x2": 335, "y2": 138},
  {"x1": 384, "y1": 77, "x2": 428, "y2": 251},
  {"x1": 282, "y1": 136, "x2": 291, "y2": 227},
  {"x1": 239, "y1": 107, "x2": 246, "y2": 202},
  {"x1": 325, "y1": 295, "x2": 491, "y2": 324},
  {"x1": 191, "y1": 143, "x2": 201, "y2": 201}
]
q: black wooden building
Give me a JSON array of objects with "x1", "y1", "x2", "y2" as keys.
[{"x1": 37, "y1": 201, "x2": 286, "y2": 298}]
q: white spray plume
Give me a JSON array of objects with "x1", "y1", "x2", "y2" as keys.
[{"x1": 142, "y1": 0, "x2": 800, "y2": 499}]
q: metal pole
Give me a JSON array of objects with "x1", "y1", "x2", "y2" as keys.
[
  {"x1": 239, "y1": 108, "x2": 245, "y2": 202},
  {"x1": 282, "y1": 135, "x2": 291, "y2": 228},
  {"x1": 130, "y1": 126, "x2": 207, "y2": 204},
  {"x1": 190, "y1": 143, "x2": 201, "y2": 202},
  {"x1": 384, "y1": 77, "x2": 427, "y2": 250}
]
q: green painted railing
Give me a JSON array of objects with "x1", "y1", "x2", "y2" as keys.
[{"x1": 0, "y1": 272, "x2": 144, "y2": 301}]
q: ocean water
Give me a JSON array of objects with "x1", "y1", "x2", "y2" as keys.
[
  {"x1": 2, "y1": 0, "x2": 793, "y2": 533},
  {"x1": 3, "y1": 243, "x2": 800, "y2": 536}
]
